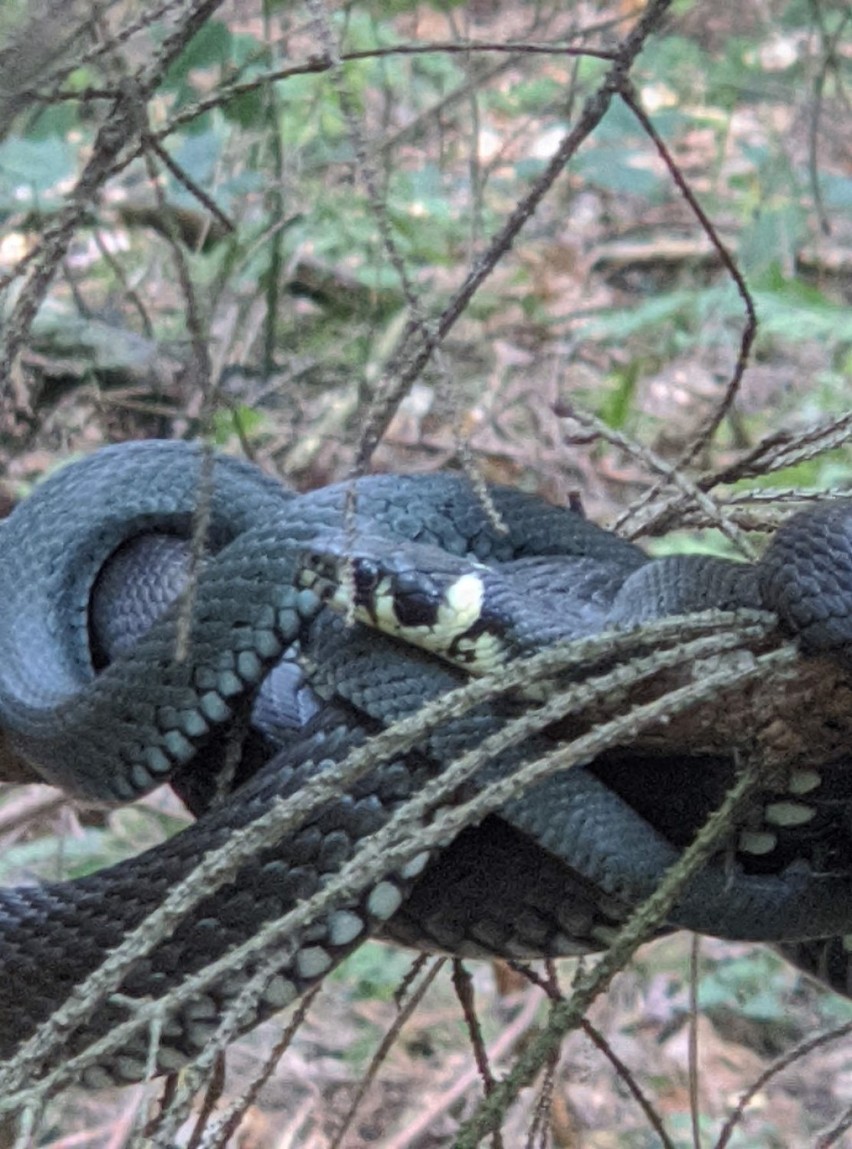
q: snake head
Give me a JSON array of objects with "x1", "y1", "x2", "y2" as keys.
[{"x1": 760, "y1": 501, "x2": 852, "y2": 665}]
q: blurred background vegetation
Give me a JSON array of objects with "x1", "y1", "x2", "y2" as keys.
[{"x1": 0, "y1": 0, "x2": 850, "y2": 1145}]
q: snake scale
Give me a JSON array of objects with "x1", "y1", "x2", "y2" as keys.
[{"x1": 2, "y1": 438, "x2": 852, "y2": 1090}]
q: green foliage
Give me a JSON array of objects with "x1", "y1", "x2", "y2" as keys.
[
  {"x1": 753, "y1": 278, "x2": 852, "y2": 342},
  {"x1": 583, "y1": 275, "x2": 852, "y2": 370},
  {"x1": 822, "y1": 173, "x2": 852, "y2": 209},
  {"x1": 211, "y1": 404, "x2": 267, "y2": 444},
  {"x1": 600, "y1": 361, "x2": 641, "y2": 430},
  {"x1": 0, "y1": 806, "x2": 186, "y2": 883},
  {"x1": 490, "y1": 75, "x2": 565, "y2": 116},
  {"x1": 332, "y1": 940, "x2": 420, "y2": 1001},
  {"x1": 738, "y1": 203, "x2": 808, "y2": 279},
  {"x1": 639, "y1": 34, "x2": 710, "y2": 101},
  {"x1": 163, "y1": 20, "x2": 265, "y2": 118},
  {"x1": 1, "y1": 0, "x2": 842, "y2": 412},
  {"x1": 0, "y1": 135, "x2": 76, "y2": 207},
  {"x1": 24, "y1": 100, "x2": 81, "y2": 142},
  {"x1": 584, "y1": 287, "x2": 725, "y2": 346},
  {"x1": 698, "y1": 950, "x2": 792, "y2": 1023},
  {"x1": 575, "y1": 101, "x2": 671, "y2": 200}
]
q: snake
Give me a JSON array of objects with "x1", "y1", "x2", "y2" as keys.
[{"x1": 2, "y1": 438, "x2": 852, "y2": 1089}]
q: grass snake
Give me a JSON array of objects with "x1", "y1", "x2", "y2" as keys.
[{"x1": 2, "y1": 439, "x2": 852, "y2": 1085}]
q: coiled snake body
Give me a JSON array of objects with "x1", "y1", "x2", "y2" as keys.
[{"x1": 2, "y1": 439, "x2": 852, "y2": 1088}]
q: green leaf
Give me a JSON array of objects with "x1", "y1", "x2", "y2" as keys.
[
  {"x1": 166, "y1": 20, "x2": 235, "y2": 80},
  {"x1": 821, "y1": 174, "x2": 852, "y2": 210},
  {"x1": 164, "y1": 20, "x2": 263, "y2": 116},
  {"x1": 0, "y1": 135, "x2": 77, "y2": 202},
  {"x1": 25, "y1": 101, "x2": 80, "y2": 140},
  {"x1": 752, "y1": 285, "x2": 852, "y2": 342},
  {"x1": 169, "y1": 128, "x2": 225, "y2": 200},
  {"x1": 738, "y1": 203, "x2": 807, "y2": 278},
  {"x1": 224, "y1": 86, "x2": 265, "y2": 128},
  {"x1": 574, "y1": 105, "x2": 667, "y2": 199},
  {"x1": 600, "y1": 362, "x2": 640, "y2": 430},
  {"x1": 211, "y1": 405, "x2": 266, "y2": 445}
]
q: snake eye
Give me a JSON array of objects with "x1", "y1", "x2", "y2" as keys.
[{"x1": 394, "y1": 588, "x2": 438, "y2": 628}]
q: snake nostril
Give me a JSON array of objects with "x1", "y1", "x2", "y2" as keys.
[{"x1": 352, "y1": 557, "x2": 380, "y2": 590}]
